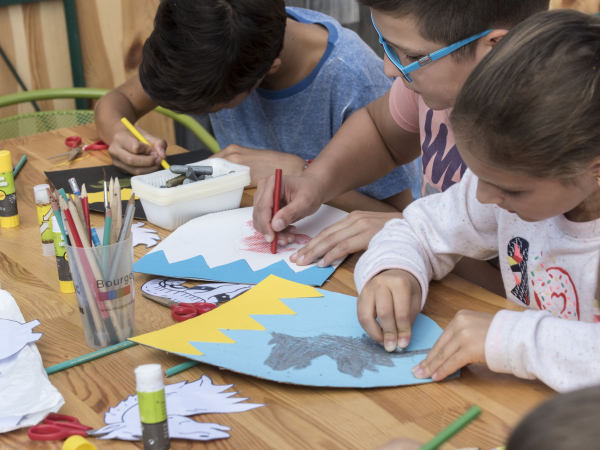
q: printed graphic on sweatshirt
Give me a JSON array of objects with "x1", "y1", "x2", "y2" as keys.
[
  {"x1": 421, "y1": 109, "x2": 466, "y2": 195},
  {"x1": 507, "y1": 237, "x2": 530, "y2": 305},
  {"x1": 530, "y1": 257, "x2": 580, "y2": 321}
]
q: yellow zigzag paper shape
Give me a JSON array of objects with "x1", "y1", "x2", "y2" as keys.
[{"x1": 130, "y1": 275, "x2": 323, "y2": 356}]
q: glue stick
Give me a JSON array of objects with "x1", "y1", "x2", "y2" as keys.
[
  {"x1": 135, "y1": 364, "x2": 170, "y2": 450},
  {"x1": 34, "y1": 184, "x2": 55, "y2": 256},
  {"x1": 52, "y1": 215, "x2": 75, "y2": 294},
  {"x1": 0, "y1": 150, "x2": 19, "y2": 227}
]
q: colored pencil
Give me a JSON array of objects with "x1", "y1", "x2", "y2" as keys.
[
  {"x1": 103, "y1": 207, "x2": 112, "y2": 247},
  {"x1": 45, "y1": 340, "x2": 137, "y2": 375},
  {"x1": 419, "y1": 406, "x2": 481, "y2": 450},
  {"x1": 120, "y1": 117, "x2": 170, "y2": 170},
  {"x1": 118, "y1": 196, "x2": 135, "y2": 242},
  {"x1": 165, "y1": 361, "x2": 200, "y2": 378},
  {"x1": 103, "y1": 168, "x2": 108, "y2": 209},
  {"x1": 12, "y1": 155, "x2": 27, "y2": 178},
  {"x1": 271, "y1": 168, "x2": 283, "y2": 254},
  {"x1": 81, "y1": 184, "x2": 91, "y2": 243},
  {"x1": 115, "y1": 177, "x2": 122, "y2": 241}
]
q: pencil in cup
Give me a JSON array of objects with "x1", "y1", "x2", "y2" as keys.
[{"x1": 120, "y1": 117, "x2": 170, "y2": 170}]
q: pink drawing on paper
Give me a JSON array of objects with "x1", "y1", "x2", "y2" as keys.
[{"x1": 238, "y1": 221, "x2": 311, "y2": 254}]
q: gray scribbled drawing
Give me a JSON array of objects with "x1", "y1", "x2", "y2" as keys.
[{"x1": 265, "y1": 332, "x2": 430, "y2": 378}]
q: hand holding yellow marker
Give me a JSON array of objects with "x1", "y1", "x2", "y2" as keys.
[{"x1": 120, "y1": 117, "x2": 170, "y2": 170}]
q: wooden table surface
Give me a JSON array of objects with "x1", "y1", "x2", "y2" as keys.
[{"x1": 0, "y1": 124, "x2": 554, "y2": 450}]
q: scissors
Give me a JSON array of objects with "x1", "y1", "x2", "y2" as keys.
[
  {"x1": 28, "y1": 413, "x2": 94, "y2": 441},
  {"x1": 47, "y1": 136, "x2": 108, "y2": 162},
  {"x1": 170, "y1": 302, "x2": 217, "y2": 322}
]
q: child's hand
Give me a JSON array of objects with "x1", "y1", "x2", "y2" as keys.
[
  {"x1": 212, "y1": 145, "x2": 306, "y2": 188},
  {"x1": 290, "y1": 210, "x2": 403, "y2": 267},
  {"x1": 358, "y1": 270, "x2": 422, "y2": 352},
  {"x1": 108, "y1": 128, "x2": 167, "y2": 175},
  {"x1": 412, "y1": 310, "x2": 493, "y2": 381}
]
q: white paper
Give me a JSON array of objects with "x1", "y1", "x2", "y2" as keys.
[
  {"x1": 147, "y1": 205, "x2": 348, "y2": 273},
  {"x1": 0, "y1": 319, "x2": 42, "y2": 360},
  {"x1": 89, "y1": 375, "x2": 264, "y2": 441},
  {"x1": 96, "y1": 222, "x2": 161, "y2": 248},
  {"x1": 142, "y1": 279, "x2": 252, "y2": 304},
  {"x1": 0, "y1": 290, "x2": 64, "y2": 434}
]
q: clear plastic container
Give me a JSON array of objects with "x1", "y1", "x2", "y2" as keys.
[{"x1": 131, "y1": 158, "x2": 250, "y2": 231}]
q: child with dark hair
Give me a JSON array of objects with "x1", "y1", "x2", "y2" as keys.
[
  {"x1": 252, "y1": 0, "x2": 549, "y2": 308},
  {"x1": 355, "y1": 9, "x2": 600, "y2": 391},
  {"x1": 95, "y1": 0, "x2": 419, "y2": 214}
]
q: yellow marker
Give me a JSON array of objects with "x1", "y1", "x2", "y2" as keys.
[
  {"x1": 0, "y1": 150, "x2": 19, "y2": 227},
  {"x1": 120, "y1": 117, "x2": 170, "y2": 170}
]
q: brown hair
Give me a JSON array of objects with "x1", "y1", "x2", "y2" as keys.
[
  {"x1": 507, "y1": 385, "x2": 600, "y2": 449},
  {"x1": 452, "y1": 9, "x2": 600, "y2": 180},
  {"x1": 139, "y1": 0, "x2": 287, "y2": 114},
  {"x1": 359, "y1": 0, "x2": 549, "y2": 59}
]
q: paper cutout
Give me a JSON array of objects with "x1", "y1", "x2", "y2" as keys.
[
  {"x1": 132, "y1": 276, "x2": 457, "y2": 388},
  {"x1": 89, "y1": 375, "x2": 263, "y2": 441},
  {"x1": 142, "y1": 279, "x2": 251, "y2": 304},
  {"x1": 95, "y1": 222, "x2": 160, "y2": 248},
  {"x1": 133, "y1": 275, "x2": 317, "y2": 355},
  {"x1": 45, "y1": 152, "x2": 204, "y2": 219},
  {"x1": 134, "y1": 205, "x2": 349, "y2": 286},
  {"x1": 0, "y1": 319, "x2": 42, "y2": 361}
]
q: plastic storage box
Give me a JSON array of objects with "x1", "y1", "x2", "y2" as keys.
[{"x1": 131, "y1": 158, "x2": 250, "y2": 230}]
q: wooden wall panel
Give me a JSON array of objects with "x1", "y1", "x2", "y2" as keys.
[{"x1": 0, "y1": 0, "x2": 74, "y2": 119}]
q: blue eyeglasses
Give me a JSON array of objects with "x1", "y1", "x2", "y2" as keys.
[{"x1": 371, "y1": 14, "x2": 492, "y2": 83}]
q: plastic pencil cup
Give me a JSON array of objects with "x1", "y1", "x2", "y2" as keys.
[{"x1": 65, "y1": 236, "x2": 135, "y2": 349}]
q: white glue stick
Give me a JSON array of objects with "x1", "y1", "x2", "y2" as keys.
[{"x1": 135, "y1": 364, "x2": 170, "y2": 450}]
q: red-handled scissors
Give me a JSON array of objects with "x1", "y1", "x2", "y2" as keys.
[
  {"x1": 28, "y1": 413, "x2": 93, "y2": 441},
  {"x1": 47, "y1": 136, "x2": 108, "y2": 162},
  {"x1": 170, "y1": 302, "x2": 217, "y2": 322}
]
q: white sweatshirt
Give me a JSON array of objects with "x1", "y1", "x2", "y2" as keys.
[{"x1": 355, "y1": 170, "x2": 600, "y2": 392}]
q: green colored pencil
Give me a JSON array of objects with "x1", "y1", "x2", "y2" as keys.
[
  {"x1": 12, "y1": 155, "x2": 27, "y2": 178},
  {"x1": 419, "y1": 406, "x2": 481, "y2": 450},
  {"x1": 103, "y1": 207, "x2": 112, "y2": 246},
  {"x1": 45, "y1": 340, "x2": 137, "y2": 375},
  {"x1": 165, "y1": 361, "x2": 200, "y2": 378}
]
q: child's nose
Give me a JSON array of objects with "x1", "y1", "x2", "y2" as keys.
[
  {"x1": 476, "y1": 183, "x2": 503, "y2": 205},
  {"x1": 383, "y1": 55, "x2": 402, "y2": 78}
]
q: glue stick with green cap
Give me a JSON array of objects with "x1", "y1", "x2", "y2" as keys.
[
  {"x1": 34, "y1": 184, "x2": 55, "y2": 256},
  {"x1": 0, "y1": 150, "x2": 19, "y2": 227},
  {"x1": 135, "y1": 364, "x2": 170, "y2": 450},
  {"x1": 52, "y1": 215, "x2": 75, "y2": 294}
]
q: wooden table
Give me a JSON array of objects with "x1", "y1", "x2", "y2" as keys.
[{"x1": 0, "y1": 124, "x2": 554, "y2": 449}]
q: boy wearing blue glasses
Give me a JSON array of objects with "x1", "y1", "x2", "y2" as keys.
[{"x1": 253, "y1": 0, "x2": 549, "y2": 275}]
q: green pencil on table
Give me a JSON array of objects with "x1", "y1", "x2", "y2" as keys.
[
  {"x1": 419, "y1": 405, "x2": 481, "y2": 450},
  {"x1": 45, "y1": 340, "x2": 137, "y2": 375},
  {"x1": 12, "y1": 155, "x2": 26, "y2": 178}
]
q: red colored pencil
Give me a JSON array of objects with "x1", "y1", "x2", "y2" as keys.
[
  {"x1": 271, "y1": 169, "x2": 283, "y2": 254},
  {"x1": 60, "y1": 197, "x2": 83, "y2": 248}
]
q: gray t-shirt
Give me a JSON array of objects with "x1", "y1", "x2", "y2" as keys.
[{"x1": 210, "y1": 7, "x2": 420, "y2": 200}]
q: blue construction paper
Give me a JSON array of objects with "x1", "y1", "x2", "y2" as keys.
[
  {"x1": 170, "y1": 289, "x2": 458, "y2": 388},
  {"x1": 134, "y1": 250, "x2": 335, "y2": 286}
]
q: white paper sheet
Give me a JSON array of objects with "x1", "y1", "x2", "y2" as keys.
[
  {"x1": 89, "y1": 375, "x2": 263, "y2": 441},
  {"x1": 0, "y1": 319, "x2": 42, "y2": 361},
  {"x1": 147, "y1": 205, "x2": 348, "y2": 273},
  {"x1": 142, "y1": 279, "x2": 251, "y2": 304},
  {"x1": 0, "y1": 290, "x2": 64, "y2": 434}
]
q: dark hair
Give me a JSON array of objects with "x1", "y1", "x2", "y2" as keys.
[
  {"x1": 451, "y1": 10, "x2": 600, "y2": 180},
  {"x1": 507, "y1": 385, "x2": 600, "y2": 450},
  {"x1": 139, "y1": 0, "x2": 286, "y2": 114},
  {"x1": 358, "y1": 0, "x2": 549, "y2": 59}
]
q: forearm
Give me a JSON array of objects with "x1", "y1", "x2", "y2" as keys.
[
  {"x1": 303, "y1": 108, "x2": 396, "y2": 203},
  {"x1": 326, "y1": 189, "x2": 405, "y2": 214}
]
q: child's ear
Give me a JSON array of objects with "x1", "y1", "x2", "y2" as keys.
[
  {"x1": 589, "y1": 159, "x2": 600, "y2": 182},
  {"x1": 267, "y1": 58, "x2": 282, "y2": 75},
  {"x1": 477, "y1": 29, "x2": 510, "y2": 58}
]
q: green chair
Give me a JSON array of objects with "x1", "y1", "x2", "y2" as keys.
[{"x1": 0, "y1": 88, "x2": 220, "y2": 153}]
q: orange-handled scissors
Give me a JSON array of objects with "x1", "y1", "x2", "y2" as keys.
[
  {"x1": 47, "y1": 136, "x2": 108, "y2": 162},
  {"x1": 170, "y1": 302, "x2": 218, "y2": 322},
  {"x1": 28, "y1": 413, "x2": 93, "y2": 441}
]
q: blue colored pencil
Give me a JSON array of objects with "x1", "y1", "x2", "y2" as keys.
[
  {"x1": 45, "y1": 340, "x2": 137, "y2": 375},
  {"x1": 165, "y1": 361, "x2": 200, "y2": 378}
]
